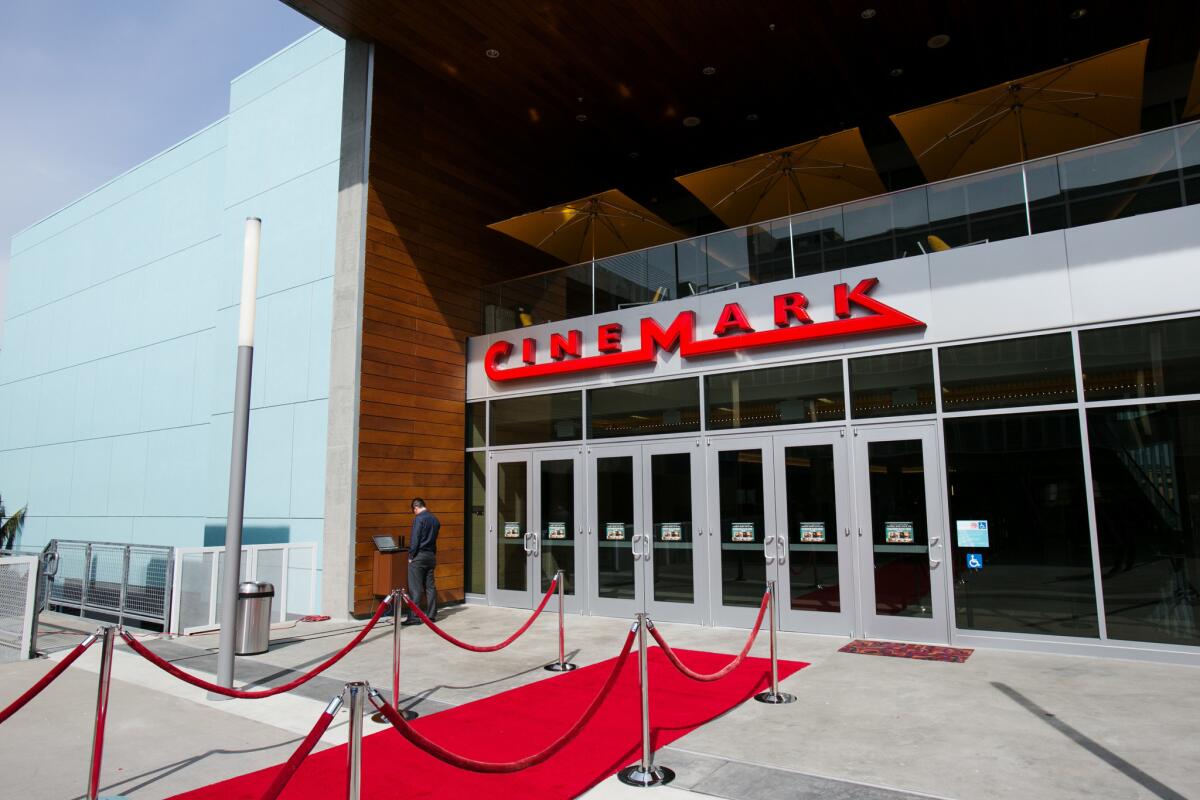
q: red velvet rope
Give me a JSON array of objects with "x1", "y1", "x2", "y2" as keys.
[
  {"x1": 650, "y1": 590, "x2": 770, "y2": 682},
  {"x1": 120, "y1": 596, "x2": 391, "y2": 698},
  {"x1": 403, "y1": 577, "x2": 557, "y2": 652},
  {"x1": 371, "y1": 626, "x2": 636, "y2": 772},
  {"x1": 0, "y1": 635, "x2": 96, "y2": 726},
  {"x1": 259, "y1": 701, "x2": 339, "y2": 800}
]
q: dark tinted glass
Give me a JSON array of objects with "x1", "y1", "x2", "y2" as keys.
[
  {"x1": 939, "y1": 333, "x2": 1076, "y2": 411},
  {"x1": 783, "y1": 445, "x2": 841, "y2": 613},
  {"x1": 944, "y1": 411, "x2": 1098, "y2": 638},
  {"x1": 717, "y1": 449, "x2": 767, "y2": 608},
  {"x1": 588, "y1": 379, "x2": 701, "y2": 438},
  {"x1": 595, "y1": 456, "x2": 635, "y2": 599},
  {"x1": 706, "y1": 361, "x2": 845, "y2": 430},
  {"x1": 495, "y1": 461, "x2": 527, "y2": 592},
  {"x1": 539, "y1": 459, "x2": 575, "y2": 594},
  {"x1": 849, "y1": 350, "x2": 935, "y2": 418},
  {"x1": 1080, "y1": 317, "x2": 1200, "y2": 400},
  {"x1": 866, "y1": 440, "x2": 931, "y2": 618},
  {"x1": 650, "y1": 453, "x2": 695, "y2": 604},
  {"x1": 466, "y1": 402, "x2": 486, "y2": 448},
  {"x1": 466, "y1": 451, "x2": 486, "y2": 594},
  {"x1": 1088, "y1": 403, "x2": 1200, "y2": 646},
  {"x1": 490, "y1": 392, "x2": 581, "y2": 445}
]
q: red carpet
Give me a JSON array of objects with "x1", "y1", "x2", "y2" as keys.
[{"x1": 170, "y1": 647, "x2": 807, "y2": 800}]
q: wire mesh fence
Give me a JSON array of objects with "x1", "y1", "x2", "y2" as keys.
[
  {"x1": 47, "y1": 541, "x2": 174, "y2": 630},
  {"x1": 0, "y1": 556, "x2": 38, "y2": 661}
]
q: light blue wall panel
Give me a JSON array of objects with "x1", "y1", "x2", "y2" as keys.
[
  {"x1": 140, "y1": 335, "x2": 199, "y2": 432},
  {"x1": 261, "y1": 286, "x2": 314, "y2": 407},
  {"x1": 7, "y1": 378, "x2": 40, "y2": 450},
  {"x1": 290, "y1": 399, "x2": 327, "y2": 519},
  {"x1": 242, "y1": 404, "x2": 295, "y2": 519},
  {"x1": 0, "y1": 447, "x2": 32, "y2": 507},
  {"x1": 307, "y1": 277, "x2": 333, "y2": 401},
  {"x1": 108, "y1": 433, "x2": 149, "y2": 517},
  {"x1": 69, "y1": 437, "x2": 113, "y2": 516},
  {"x1": 27, "y1": 443, "x2": 74, "y2": 517},
  {"x1": 143, "y1": 425, "x2": 208, "y2": 518},
  {"x1": 90, "y1": 349, "x2": 145, "y2": 439},
  {"x1": 35, "y1": 369, "x2": 77, "y2": 445}
]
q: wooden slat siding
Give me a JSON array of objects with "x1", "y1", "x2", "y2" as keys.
[{"x1": 352, "y1": 46, "x2": 556, "y2": 614}]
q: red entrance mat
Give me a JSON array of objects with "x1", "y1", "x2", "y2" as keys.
[
  {"x1": 838, "y1": 639, "x2": 973, "y2": 662},
  {"x1": 169, "y1": 647, "x2": 808, "y2": 800}
]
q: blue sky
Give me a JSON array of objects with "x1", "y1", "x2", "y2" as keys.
[{"x1": 0, "y1": 0, "x2": 320, "y2": 339}]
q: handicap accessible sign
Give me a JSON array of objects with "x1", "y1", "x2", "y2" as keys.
[{"x1": 966, "y1": 553, "x2": 984, "y2": 571}]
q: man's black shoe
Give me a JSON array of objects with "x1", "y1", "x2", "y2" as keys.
[{"x1": 401, "y1": 618, "x2": 423, "y2": 626}]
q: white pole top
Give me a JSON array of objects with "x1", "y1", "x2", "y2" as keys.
[{"x1": 237, "y1": 217, "x2": 262, "y2": 347}]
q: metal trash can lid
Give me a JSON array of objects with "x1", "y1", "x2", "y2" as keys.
[{"x1": 238, "y1": 581, "x2": 275, "y2": 598}]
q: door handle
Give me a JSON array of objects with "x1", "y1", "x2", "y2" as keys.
[
  {"x1": 643, "y1": 535, "x2": 653, "y2": 560},
  {"x1": 777, "y1": 534, "x2": 788, "y2": 565},
  {"x1": 930, "y1": 537, "x2": 940, "y2": 547},
  {"x1": 929, "y1": 559, "x2": 941, "y2": 569},
  {"x1": 844, "y1": 527, "x2": 850, "y2": 538},
  {"x1": 765, "y1": 554, "x2": 776, "y2": 564},
  {"x1": 632, "y1": 534, "x2": 642, "y2": 560}
]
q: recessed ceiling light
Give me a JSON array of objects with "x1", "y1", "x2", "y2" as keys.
[
  {"x1": 485, "y1": 48, "x2": 500, "y2": 59},
  {"x1": 860, "y1": 8, "x2": 876, "y2": 19},
  {"x1": 1070, "y1": 8, "x2": 1087, "y2": 19},
  {"x1": 927, "y1": 34, "x2": 951, "y2": 49},
  {"x1": 702, "y1": 66, "x2": 717, "y2": 76},
  {"x1": 628, "y1": 152, "x2": 639, "y2": 159},
  {"x1": 890, "y1": 67, "x2": 904, "y2": 77},
  {"x1": 682, "y1": 116, "x2": 701, "y2": 127},
  {"x1": 768, "y1": 23, "x2": 776, "y2": 31},
  {"x1": 576, "y1": 113, "x2": 588, "y2": 122},
  {"x1": 746, "y1": 113, "x2": 759, "y2": 121}
]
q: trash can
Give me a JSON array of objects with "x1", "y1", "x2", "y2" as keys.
[{"x1": 235, "y1": 581, "x2": 274, "y2": 655}]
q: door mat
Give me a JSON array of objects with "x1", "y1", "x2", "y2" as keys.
[
  {"x1": 838, "y1": 639, "x2": 973, "y2": 662},
  {"x1": 168, "y1": 647, "x2": 808, "y2": 799}
]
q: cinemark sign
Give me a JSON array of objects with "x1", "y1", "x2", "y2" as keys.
[{"x1": 485, "y1": 277, "x2": 924, "y2": 382}]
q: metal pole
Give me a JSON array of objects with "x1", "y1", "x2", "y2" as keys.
[
  {"x1": 374, "y1": 590, "x2": 416, "y2": 722},
  {"x1": 217, "y1": 217, "x2": 261, "y2": 690},
  {"x1": 346, "y1": 682, "x2": 366, "y2": 800},
  {"x1": 617, "y1": 615, "x2": 675, "y2": 788},
  {"x1": 755, "y1": 580, "x2": 796, "y2": 705},
  {"x1": 87, "y1": 627, "x2": 125, "y2": 800},
  {"x1": 545, "y1": 569, "x2": 576, "y2": 671}
]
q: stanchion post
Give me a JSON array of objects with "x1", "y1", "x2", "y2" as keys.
[
  {"x1": 87, "y1": 626, "x2": 126, "y2": 800},
  {"x1": 545, "y1": 570, "x2": 576, "y2": 672},
  {"x1": 346, "y1": 682, "x2": 366, "y2": 800},
  {"x1": 374, "y1": 590, "x2": 416, "y2": 723},
  {"x1": 754, "y1": 580, "x2": 796, "y2": 705},
  {"x1": 617, "y1": 614, "x2": 675, "y2": 788}
]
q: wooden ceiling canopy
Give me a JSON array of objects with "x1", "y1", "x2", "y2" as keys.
[{"x1": 284, "y1": 0, "x2": 1199, "y2": 228}]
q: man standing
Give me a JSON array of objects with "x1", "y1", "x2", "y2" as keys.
[{"x1": 403, "y1": 498, "x2": 440, "y2": 625}]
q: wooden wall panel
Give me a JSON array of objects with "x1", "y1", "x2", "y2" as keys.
[{"x1": 352, "y1": 46, "x2": 555, "y2": 614}]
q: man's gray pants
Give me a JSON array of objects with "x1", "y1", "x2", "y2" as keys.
[{"x1": 407, "y1": 552, "x2": 437, "y2": 621}]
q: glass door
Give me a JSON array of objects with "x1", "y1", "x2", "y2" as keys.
[
  {"x1": 772, "y1": 429, "x2": 855, "y2": 635},
  {"x1": 852, "y1": 423, "x2": 950, "y2": 643},
  {"x1": 488, "y1": 451, "x2": 535, "y2": 608},
  {"x1": 707, "y1": 436, "x2": 777, "y2": 627},
  {"x1": 534, "y1": 448, "x2": 584, "y2": 613},
  {"x1": 587, "y1": 444, "x2": 642, "y2": 618},
  {"x1": 641, "y1": 440, "x2": 705, "y2": 624}
]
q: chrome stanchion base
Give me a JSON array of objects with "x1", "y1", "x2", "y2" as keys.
[
  {"x1": 753, "y1": 690, "x2": 797, "y2": 704},
  {"x1": 617, "y1": 764, "x2": 675, "y2": 787},
  {"x1": 543, "y1": 661, "x2": 578, "y2": 672}
]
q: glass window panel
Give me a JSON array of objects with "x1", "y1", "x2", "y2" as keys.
[
  {"x1": 490, "y1": 392, "x2": 582, "y2": 445},
  {"x1": 867, "y1": 440, "x2": 931, "y2": 618},
  {"x1": 588, "y1": 379, "x2": 701, "y2": 438},
  {"x1": 594, "y1": 246, "x2": 678, "y2": 313},
  {"x1": 789, "y1": 207, "x2": 845, "y2": 276},
  {"x1": 1080, "y1": 317, "x2": 1200, "y2": 401},
  {"x1": 718, "y1": 449, "x2": 767, "y2": 608},
  {"x1": 539, "y1": 459, "x2": 575, "y2": 594},
  {"x1": 466, "y1": 402, "x2": 485, "y2": 448},
  {"x1": 1056, "y1": 129, "x2": 1183, "y2": 227},
  {"x1": 650, "y1": 453, "x2": 695, "y2": 604},
  {"x1": 596, "y1": 456, "x2": 635, "y2": 599},
  {"x1": 939, "y1": 333, "x2": 1076, "y2": 411},
  {"x1": 944, "y1": 411, "x2": 1098, "y2": 637},
  {"x1": 706, "y1": 361, "x2": 845, "y2": 430},
  {"x1": 784, "y1": 445, "x2": 840, "y2": 613},
  {"x1": 927, "y1": 164, "x2": 1028, "y2": 248},
  {"x1": 703, "y1": 220, "x2": 792, "y2": 289},
  {"x1": 466, "y1": 451, "x2": 486, "y2": 594},
  {"x1": 285, "y1": 548, "x2": 313, "y2": 619},
  {"x1": 488, "y1": 263, "x2": 593, "y2": 333},
  {"x1": 1180, "y1": 124, "x2": 1200, "y2": 206},
  {"x1": 675, "y1": 238, "x2": 706, "y2": 299},
  {"x1": 1025, "y1": 156, "x2": 1067, "y2": 234},
  {"x1": 843, "y1": 188, "x2": 929, "y2": 268},
  {"x1": 495, "y1": 461, "x2": 528, "y2": 592},
  {"x1": 849, "y1": 350, "x2": 935, "y2": 418},
  {"x1": 1087, "y1": 402, "x2": 1200, "y2": 646}
]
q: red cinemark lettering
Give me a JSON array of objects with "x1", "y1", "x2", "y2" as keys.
[
  {"x1": 713, "y1": 303, "x2": 755, "y2": 336},
  {"x1": 483, "y1": 277, "x2": 923, "y2": 382},
  {"x1": 550, "y1": 330, "x2": 582, "y2": 360},
  {"x1": 521, "y1": 337, "x2": 536, "y2": 365}
]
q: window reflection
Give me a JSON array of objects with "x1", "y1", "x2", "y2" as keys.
[
  {"x1": 939, "y1": 333, "x2": 1076, "y2": 411},
  {"x1": 1088, "y1": 403, "x2": 1200, "y2": 646},
  {"x1": 1080, "y1": 317, "x2": 1200, "y2": 401},
  {"x1": 588, "y1": 379, "x2": 701, "y2": 438},
  {"x1": 490, "y1": 392, "x2": 582, "y2": 445},
  {"x1": 706, "y1": 361, "x2": 845, "y2": 430},
  {"x1": 944, "y1": 411, "x2": 1098, "y2": 637},
  {"x1": 850, "y1": 350, "x2": 936, "y2": 418}
]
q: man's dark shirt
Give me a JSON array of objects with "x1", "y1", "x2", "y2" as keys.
[{"x1": 409, "y1": 511, "x2": 440, "y2": 559}]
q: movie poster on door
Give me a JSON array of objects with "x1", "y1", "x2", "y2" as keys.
[
  {"x1": 503, "y1": 522, "x2": 522, "y2": 538},
  {"x1": 799, "y1": 522, "x2": 826, "y2": 543},
  {"x1": 548, "y1": 522, "x2": 567, "y2": 540},
  {"x1": 605, "y1": 522, "x2": 626, "y2": 541},
  {"x1": 885, "y1": 522, "x2": 915, "y2": 544},
  {"x1": 731, "y1": 522, "x2": 755, "y2": 542},
  {"x1": 660, "y1": 523, "x2": 682, "y2": 542}
]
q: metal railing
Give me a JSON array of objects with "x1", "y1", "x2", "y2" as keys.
[
  {"x1": 47, "y1": 540, "x2": 174, "y2": 630},
  {"x1": 0, "y1": 555, "x2": 39, "y2": 661},
  {"x1": 484, "y1": 119, "x2": 1200, "y2": 333},
  {"x1": 169, "y1": 542, "x2": 317, "y2": 634}
]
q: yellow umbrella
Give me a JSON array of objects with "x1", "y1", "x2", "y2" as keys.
[
  {"x1": 674, "y1": 128, "x2": 885, "y2": 227},
  {"x1": 891, "y1": 40, "x2": 1147, "y2": 181},
  {"x1": 487, "y1": 189, "x2": 683, "y2": 264}
]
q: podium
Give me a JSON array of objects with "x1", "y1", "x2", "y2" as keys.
[{"x1": 371, "y1": 537, "x2": 409, "y2": 597}]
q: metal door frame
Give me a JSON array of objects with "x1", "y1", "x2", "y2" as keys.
[
  {"x1": 533, "y1": 446, "x2": 586, "y2": 613},
  {"x1": 486, "y1": 449, "x2": 536, "y2": 609},
  {"x1": 586, "y1": 442, "x2": 644, "y2": 619},
  {"x1": 641, "y1": 438, "x2": 706, "y2": 625}
]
